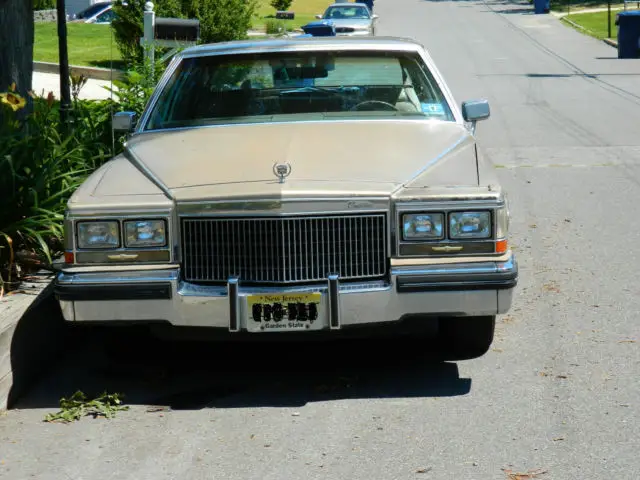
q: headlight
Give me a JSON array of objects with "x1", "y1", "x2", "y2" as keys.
[
  {"x1": 449, "y1": 211, "x2": 491, "y2": 239},
  {"x1": 402, "y1": 213, "x2": 444, "y2": 240},
  {"x1": 77, "y1": 221, "x2": 120, "y2": 249},
  {"x1": 124, "y1": 220, "x2": 167, "y2": 247}
]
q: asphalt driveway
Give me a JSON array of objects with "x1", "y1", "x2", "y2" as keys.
[{"x1": 1, "y1": 1, "x2": 639, "y2": 479}]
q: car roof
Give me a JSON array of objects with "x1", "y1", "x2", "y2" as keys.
[{"x1": 180, "y1": 36, "x2": 423, "y2": 59}]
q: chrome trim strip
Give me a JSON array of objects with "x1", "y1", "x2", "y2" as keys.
[
  {"x1": 328, "y1": 274, "x2": 341, "y2": 330},
  {"x1": 136, "y1": 54, "x2": 183, "y2": 133},
  {"x1": 228, "y1": 276, "x2": 240, "y2": 332},
  {"x1": 391, "y1": 255, "x2": 516, "y2": 277},
  {"x1": 123, "y1": 148, "x2": 175, "y2": 201},
  {"x1": 56, "y1": 269, "x2": 179, "y2": 285},
  {"x1": 177, "y1": 279, "x2": 391, "y2": 297},
  {"x1": 176, "y1": 197, "x2": 391, "y2": 216},
  {"x1": 391, "y1": 134, "x2": 468, "y2": 196}
]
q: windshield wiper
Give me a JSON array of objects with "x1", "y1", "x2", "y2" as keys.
[{"x1": 279, "y1": 86, "x2": 359, "y2": 95}]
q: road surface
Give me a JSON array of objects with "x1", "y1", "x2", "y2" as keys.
[{"x1": 2, "y1": 1, "x2": 640, "y2": 479}]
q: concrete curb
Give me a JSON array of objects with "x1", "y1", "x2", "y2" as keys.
[
  {"x1": 34, "y1": 61, "x2": 125, "y2": 82},
  {"x1": 603, "y1": 37, "x2": 619, "y2": 48},
  {"x1": 0, "y1": 273, "x2": 68, "y2": 411}
]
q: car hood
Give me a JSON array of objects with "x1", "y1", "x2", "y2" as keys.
[
  {"x1": 326, "y1": 18, "x2": 372, "y2": 28},
  {"x1": 91, "y1": 120, "x2": 480, "y2": 202}
]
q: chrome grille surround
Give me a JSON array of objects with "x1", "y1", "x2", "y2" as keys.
[{"x1": 181, "y1": 214, "x2": 388, "y2": 284}]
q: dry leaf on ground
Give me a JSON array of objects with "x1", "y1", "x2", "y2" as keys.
[{"x1": 502, "y1": 468, "x2": 548, "y2": 479}]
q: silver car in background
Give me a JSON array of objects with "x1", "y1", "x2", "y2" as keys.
[{"x1": 315, "y1": 3, "x2": 378, "y2": 36}]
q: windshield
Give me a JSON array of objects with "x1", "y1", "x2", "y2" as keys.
[
  {"x1": 144, "y1": 51, "x2": 455, "y2": 131},
  {"x1": 76, "y1": 2, "x2": 110, "y2": 18},
  {"x1": 323, "y1": 5, "x2": 371, "y2": 19}
]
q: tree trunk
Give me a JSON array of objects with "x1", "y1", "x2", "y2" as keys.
[{"x1": 0, "y1": 0, "x2": 34, "y2": 98}]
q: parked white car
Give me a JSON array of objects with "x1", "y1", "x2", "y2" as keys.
[{"x1": 69, "y1": 1, "x2": 114, "y2": 24}]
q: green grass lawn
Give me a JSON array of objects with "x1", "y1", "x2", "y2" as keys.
[
  {"x1": 550, "y1": 0, "x2": 632, "y2": 12},
  {"x1": 564, "y1": 10, "x2": 619, "y2": 39},
  {"x1": 34, "y1": 22, "x2": 123, "y2": 69},
  {"x1": 34, "y1": 0, "x2": 333, "y2": 69},
  {"x1": 253, "y1": 0, "x2": 334, "y2": 31}
]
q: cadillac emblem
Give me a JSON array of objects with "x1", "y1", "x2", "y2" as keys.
[{"x1": 272, "y1": 162, "x2": 292, "y2": 183}]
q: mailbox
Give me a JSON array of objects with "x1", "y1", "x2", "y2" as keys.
[
  {"x1": 154, "y1": 17, "x2": 200, "y2": 42},
  {"x1": 276, "y1": 11, "x2": 295, "y2": 19}
]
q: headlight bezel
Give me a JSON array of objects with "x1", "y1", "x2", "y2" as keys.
[
  {"x1": 395, "y1": 199, "x2": 510, "y2": 257},
  {"x1": 68, "y1": 213, "x2": 173, "y2": 265}
]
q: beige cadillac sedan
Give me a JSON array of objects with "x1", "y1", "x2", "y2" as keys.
[{"x1": 54, "y1": 37, "x2": 518, "y2": 360}]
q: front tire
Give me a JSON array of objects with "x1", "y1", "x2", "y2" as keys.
[{"x1": 437, "y1": 315, "x2": 496, "y2": 361}]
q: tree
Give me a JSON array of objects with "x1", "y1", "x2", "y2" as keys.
[
  {"x1": 270, "y1": 0, "x2": 293, "y2": 12},
  {"x1": 0, "y1": 0, "x2": 34, "y2": 101}
]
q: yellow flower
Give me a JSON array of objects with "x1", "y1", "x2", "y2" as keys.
[{"x1": 0, "y1": 91, "x2": 26, "y2": 112}]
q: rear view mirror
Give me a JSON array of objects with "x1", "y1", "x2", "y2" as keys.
[
  {"x1": 112, "y1": 111, "x2": 136, "y2": 134},
  {"x1": 315, "y1": 14, "x2": 322, "y2": 18},
  {"x1": 461, "y1": 99, "x2": 490, "y2": 134},
  {"x1": 372, "y1": 14, "x2": 379, "y2": 19}
]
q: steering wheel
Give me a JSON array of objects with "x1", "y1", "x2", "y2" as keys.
[{"x1": 350, "y1": 100, "x2": 398, "y2": 112}]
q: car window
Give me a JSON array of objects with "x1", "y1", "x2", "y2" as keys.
[
  {"x1": 324, "y1": 6, "x2": 370, "y2": 18},
  {"x1": 76, "y1": 2, "x2": 111, "y2": 19},
  {"x1": 145, "y1": 51, "x2": 455, "y2": 131},
  {"x1": 94, "y1": 8, "x2": 115, "y2": 23}
]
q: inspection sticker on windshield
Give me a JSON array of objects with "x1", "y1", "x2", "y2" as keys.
[{"x1": 421, "y1": 103, "x2": 446, "y2": 116}]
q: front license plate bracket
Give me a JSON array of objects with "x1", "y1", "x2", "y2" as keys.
[{"x1": 246, "y1": 293, "x2": 324, "y2": 332}]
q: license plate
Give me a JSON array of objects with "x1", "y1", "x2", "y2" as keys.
[{"x1": 246, "y1": 293, "x2": 323, "y2": 332}]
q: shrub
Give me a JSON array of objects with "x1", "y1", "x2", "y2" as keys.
[
  {"x1": 34, "y1": 0, "x2": 56, "y2": 10},
  {"x1": 179, "y1": 0, "x2": 257, "y2": 44},
  {"x1": 265, "y1": 19, "x2": 290, "y2": 34},
  {"x1": 0, "y1": 80, "x2": 137, "y2": 287},
  {"x1": 270, "y1": 0, "x2": 293, "y2": 12},
  {"x1": 0, "y1": 85, "x2": 115, "y2": 291},
  {"x1": 111, "y1": 0, "x2": 184, "y2": 65},
  {"x1": 112, "y1": 0, "x2": 257, "y2": 62}
]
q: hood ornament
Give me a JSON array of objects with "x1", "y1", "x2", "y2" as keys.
[{"x1": 273, "y1": 162, "x2": 292, "y2": 183}]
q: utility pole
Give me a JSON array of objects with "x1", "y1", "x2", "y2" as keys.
[
  {"x1": 56, "y1": 0, "x2": 72, "y2": 127},
  {"x1": 607, "y1": 0, "x2": 612, "y2": 39}
]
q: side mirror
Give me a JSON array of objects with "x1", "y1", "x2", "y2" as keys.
[
  {"x1": 461, "y1": 99, "x2": 490, "y2": 134},
  {"x1": 113, "y1": 111, "x2": 136, "y2": 134},
  {"x1": 372, "y1": 14, "x2": 379, "y2": 19},
  {"x1": 315, "y1": 14, "x2": 322, "y2": 18}
]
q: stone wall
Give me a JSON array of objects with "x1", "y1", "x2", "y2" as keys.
[{"x1": 34, "y1": 9, "x2": 57, "y2": 22}]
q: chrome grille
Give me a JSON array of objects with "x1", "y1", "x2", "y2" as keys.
[{"x1": 181, "y1": 214, "x2": 388, "y2": 284}]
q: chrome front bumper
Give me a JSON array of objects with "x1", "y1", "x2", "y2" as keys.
[{"x1": 54, "y1": 254, "x2": 518, "y2": 330}]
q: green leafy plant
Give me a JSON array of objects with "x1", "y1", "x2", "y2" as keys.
[
  {"x1": 184, "y1": 0, "x2": 257, "y2": 44},
  {"x1": 106, "y1": 56, "x2": 168, "y2": 117},
  {"x1": 112, "y1": 0, "x2": 257, "y2": 63},
  {"x1": 34, "y1": 0, "x2": 56, "y2": 10},
  {"x1": 44, "y1": 391, "x2": 130, "y2": 423},
  {"x1": 265, "y1": 19, "x2": 291, "y2": 34},
  {"x1": 0, "y1": 84, "x2": 115, "y2": 290},
  {"x1": 270, "y1": 0, "x2": 293, "y2": 12},
  {"x1": 111, "y1": 0, "x2": 184, "y2": 65}
]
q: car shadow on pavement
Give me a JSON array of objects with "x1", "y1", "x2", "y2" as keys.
[{"x1": 14, "y1": 326, "x2": 472, "y2": 411}]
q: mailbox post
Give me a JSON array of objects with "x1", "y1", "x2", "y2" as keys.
[
  {"x1": 140, "y1": 2, "x2": 200, "y2": 80},
  {"x1": 142, "y1": 1, "x2": 156, "y2": 65}
]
